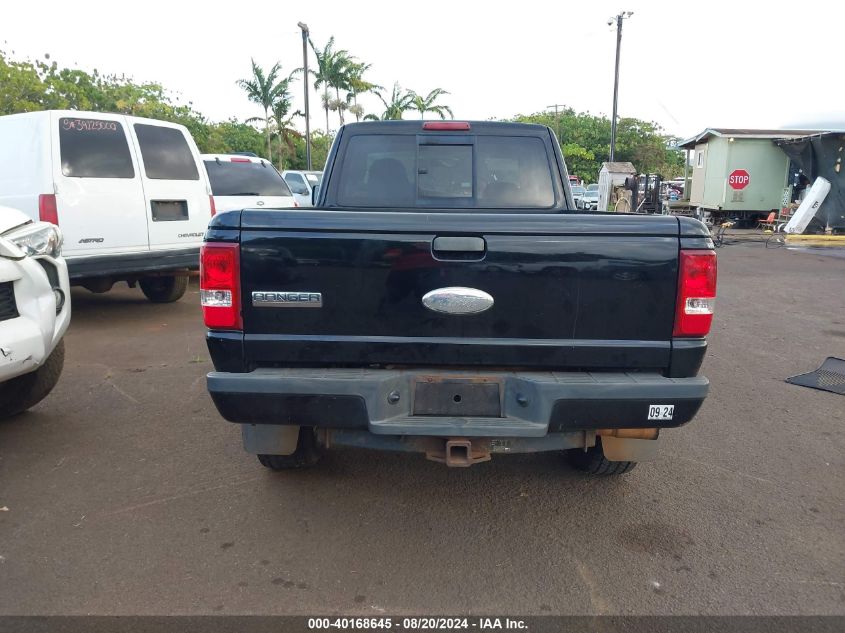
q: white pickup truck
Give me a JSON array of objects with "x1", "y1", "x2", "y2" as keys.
[{"x1": 0, "y1": 206, "x2": 70, "y2": 418}]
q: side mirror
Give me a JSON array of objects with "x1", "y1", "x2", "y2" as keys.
[{"x1": 311, "y1": 184, "x2": 320, "y2": 207}]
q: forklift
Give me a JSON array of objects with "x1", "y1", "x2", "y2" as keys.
[{"x1": 623, "y1": 173, "x2": 663, "y2": 214}]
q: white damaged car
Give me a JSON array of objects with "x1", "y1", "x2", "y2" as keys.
[{"x1": 0, "y1": 206, "x2": 70, "y2": 419}]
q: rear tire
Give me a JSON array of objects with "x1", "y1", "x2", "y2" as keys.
[
  {"x1": 257, "y1": 427, "x2": 323, "y2": 470},
  {"x1": 139, "y1": 275, "x2": 188, "y2": 303},
  {"x1": 565, "y1": 438, "x2": 637, "y2": 476},
  {"x1": 0, "y1": 339, "x2": 65, "y2": 420}
]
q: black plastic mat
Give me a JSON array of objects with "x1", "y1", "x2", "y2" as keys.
[{"x1": 786, "y1": 357, "x2": 845, "y2": 395}]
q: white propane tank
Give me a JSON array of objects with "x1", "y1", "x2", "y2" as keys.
[{"x1": 784, "y1": 177, "x2": 831, "y2": 234}]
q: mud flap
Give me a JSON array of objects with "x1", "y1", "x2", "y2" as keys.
[
  {"x1": 242, "y1": 424, "x2": 300, "y2": 455},
  {"x1": 601, "y1": 435, "x2": 661, "y2": 462}
]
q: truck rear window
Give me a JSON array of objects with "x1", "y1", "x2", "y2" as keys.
[
  {"x1": 134, "y1": 124, "x2": 199, "y2": 180},
  {"x1": 336, "y1": 134, "x2": 555, "y2": 209},
  {"x1": 205, "y1": 160, "x2": 292, "y2": 197},
  {"x1": 59, "y1": 117, "x2": 135, "y2": 179}
]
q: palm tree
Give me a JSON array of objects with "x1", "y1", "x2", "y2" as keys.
[
  {"x1": 237, "y1": 59, "x2": 291, "y2": 161},
  {"x1": 308, "y1": 36, "x2": 355, "y2": 133},
  {"x1": 328, "y1": 97, "x2": 348, "y2": 125},
  {"x1": 348, "y1": 103, "x2": 365, "y2": 121},
  {"x1": 368, "y1": 82, "x2": 415, "y2": 121},
  {"x1": 327, "y1": 51, "x2": 357, "y2": 127},
  {"x1": 411, "y1": 88, "x2": 453, "y2": 120},
  {"x1": 270, "y1": 94, "x2": 301, "y2": 171},
  {"x1": 346, "y1": 62, "x2": 381, "y2": 122},
  {"x1": 333, "y1": 60, "x2": 354, "y2": 126}
]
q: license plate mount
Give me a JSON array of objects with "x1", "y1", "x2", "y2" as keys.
[
  {"x1": 413, "y1": 379, "x2": 501, "y2": 417},
  {"x1": 151, "y1": 200, "x2": 189, "y2": 222}
]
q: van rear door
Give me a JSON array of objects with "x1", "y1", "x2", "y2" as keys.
[
  {"x1": 128, "y1": 120, "x2": 212, "y2": 251},
  {"x1": 51, "y1": 112, "x2": 149, "y2": 257}
]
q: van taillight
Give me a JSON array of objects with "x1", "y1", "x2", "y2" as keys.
[
  {"x1": 209, "y1": 195, "x2": 217, "y2": 217},
  {"x1": 200, "y1": 243, "x2": 241, "y2": 329},
  {"x1": 673, "y1": 250, "x2": 717, "y2": 337},
  {"x1": 39, "y1": 194, "x2": 59, "y2": 225}
]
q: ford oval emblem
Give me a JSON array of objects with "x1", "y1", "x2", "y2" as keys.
[{"x1": 422, "y1": 287, "x2": 494, "y2": 315}]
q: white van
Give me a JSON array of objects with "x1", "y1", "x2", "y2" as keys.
[{"x1": 0, "y1": 110, "x2": 214, "y2": 302}]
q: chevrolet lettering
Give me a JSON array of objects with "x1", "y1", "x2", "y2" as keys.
[{"x1": 252, "y1": 291, "x2": 323, "y2": 307}]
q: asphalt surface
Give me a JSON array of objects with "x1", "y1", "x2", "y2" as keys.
[{"x1": 1, "y1": 242, "x2": 843, "y2": 616}]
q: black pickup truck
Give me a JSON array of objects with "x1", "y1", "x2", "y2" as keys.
[{"x1": 202, "y1": 121, "x2": 716, "y2": 475}]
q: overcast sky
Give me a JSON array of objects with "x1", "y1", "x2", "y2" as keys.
[{"x1": 4, "y1": 0, "x2": 844, "y2": 139}]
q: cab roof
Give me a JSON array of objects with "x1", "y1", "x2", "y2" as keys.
[{"x1": 340, "y1": 120, "x2": 552, "y2": 136}]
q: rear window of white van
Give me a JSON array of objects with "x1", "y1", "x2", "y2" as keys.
[
  {"x1": 59, "y1": 117, "x2": 135, "y2": 179},
  {"x1": 134, "y1": 124, "x2": 199, "y2": 180}
]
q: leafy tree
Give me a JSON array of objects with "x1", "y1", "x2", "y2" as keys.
[
  {"x1": 0, "y1": 50, "x2": 684, "y2": 180},
  {"x1": 514, "y1": 109, "x2": 684, "y2": 182},
  {"x1": 0, "y1": 53, "x2": 48, "y2": 113},
  {"x1": 206, "y1": 119, "x2": 265, "y2": 156},
  {"x1": 237, "y1": 59, "x2": 292, "y2": 162},
  {"x1": 410, "y1": 88, "x2": 453, "y2": 120},
  {"x1": 560, "y1": 142, "x2": 596, "y2": 181},
  {"x1": 290, "y1": 130, "x2": 332, "y2": 171},
  {"x1": 1, "y1": 50, "x2": 215, "y2": 148}
]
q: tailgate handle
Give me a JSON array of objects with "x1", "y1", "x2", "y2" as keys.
[{"x1": 432, "y1": 236, "x2": 485, "y2": 253}]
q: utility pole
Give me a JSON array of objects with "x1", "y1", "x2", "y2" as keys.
[
  {"x1": 608, "y1": 11, "x2": 633, "y2": 162},
  {"x1": 297, "y1": 22, "x2": 312, "y2": 170},
  {"x1": 547, "y1": 103, "x2": 566, "y2": 144}
]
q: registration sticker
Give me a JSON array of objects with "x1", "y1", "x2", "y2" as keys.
[{"x1": 648, "y1": 404, "x2": 674, "y2": 421}]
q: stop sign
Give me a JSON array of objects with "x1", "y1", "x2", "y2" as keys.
[{"x1": 729, "y1": 169, "x2": 750, "y2": 190}]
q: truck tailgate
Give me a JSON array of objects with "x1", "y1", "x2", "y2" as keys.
[{"x1": 238, "y1": 210, "x2": 680, "y2": 371}]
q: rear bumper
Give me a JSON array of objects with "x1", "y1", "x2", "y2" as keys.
[
  {"x1": 66, "y1": 247, "x2": 199, "y2": 281},
  {"x1": 207, "y1": 368, "x2": 709, "y2": 437}
]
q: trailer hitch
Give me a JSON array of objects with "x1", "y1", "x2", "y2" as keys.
[{"x1": 426, "y1": 438, "x2": 492, "y2": 467}]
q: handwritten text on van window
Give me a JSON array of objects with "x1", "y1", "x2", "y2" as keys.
[{"x1": 62, "y1": 119, "x2": 118, "y2": 132}]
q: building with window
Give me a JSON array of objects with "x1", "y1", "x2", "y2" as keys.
[{"x1": 677, "y1": 128, "x2": 823, "y2": 225}]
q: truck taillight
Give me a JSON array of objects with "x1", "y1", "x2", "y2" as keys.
[
  {"x1": 200, "y1": 243, "x2": 241, "y2": 329},
  {"x1": 209, "y1": 195, "x2": 217, "y2": 217},
  {"x1": 673, "y1": 250, "x2": 717, "y2": 337},
  {"x1": 422, "y1": 121, "x2": 471, "y2": 131},
  {"x1": 39, "y1": 194, "x2": 59, "y2": 225}
]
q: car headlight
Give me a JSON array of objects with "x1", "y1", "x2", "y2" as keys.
[{"x1": 3, "y1": 222, "x2": 63, "y2": 258}]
